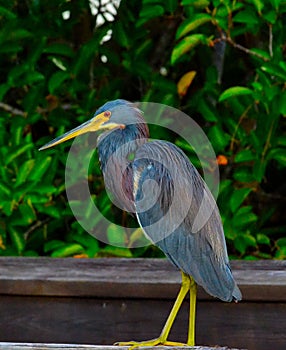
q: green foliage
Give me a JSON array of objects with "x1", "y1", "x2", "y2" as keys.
[{"x1": 0, "y1": 0, "x2": 285, "y2": 259}]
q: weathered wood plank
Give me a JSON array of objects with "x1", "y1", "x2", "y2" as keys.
[
  {"x1": 0, "y1": 258, "x2": 285, "y2": 350},
  {"x1": 0, "y1": 258, "x2": 285, "y2": 301},
  {"x1": 0, "y1": 296, "x2": 284, "y2": 349},
  {"x1": 0, "y1": 344, "x2": 244, "y2": 350}
]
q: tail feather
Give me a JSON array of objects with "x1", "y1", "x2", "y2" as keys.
[
  {"x1": 157, "y1": 233, "x2": 242, "y2": 302},
  {"x1": 232, "y1": 283, "x2": 242, "y2": 302}
]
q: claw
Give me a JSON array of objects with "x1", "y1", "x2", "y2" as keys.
[
  {"x1": 114, "y1": 338, "x2": 189, "y2": 349},
  {"x1": 115, "y1": 273, "x2": 196, "y2": 349}
]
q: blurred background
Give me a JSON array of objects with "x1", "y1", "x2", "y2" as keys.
[{"x1": 0, "y1": 0, "x2": 285, "y2": 260}]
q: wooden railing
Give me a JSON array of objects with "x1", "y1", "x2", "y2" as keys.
[{"x1": 0, "y1": 258, "x2": 285, "y2": 350}]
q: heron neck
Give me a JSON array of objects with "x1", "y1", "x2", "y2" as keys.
[
  {"x1": 97, "y1": 123, "x2": 149, "y2": 170},
  {"x1": 97, "y1": 123, "x2": 149, "y2": 212}
]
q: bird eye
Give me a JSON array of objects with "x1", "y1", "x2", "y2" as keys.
[{"x1": 104, "y1": 111, "x2": 111, "y2": 117}]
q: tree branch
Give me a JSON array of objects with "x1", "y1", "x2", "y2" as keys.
[
  {"x1": 0, "y1": 102, "x2": 26, "y2": 116},
  {"x1": 269, "y1": 24, "x2": 273, "y2": 58},
  {"x1": 24, "y1": 218, "x2": 50, "y2": 240},
  {"x1": 212, "y1": 29, "x2": 270, "y2": 62},
  {"x1": 228, "y1": 38, "x2": 269, "y2": 61}
]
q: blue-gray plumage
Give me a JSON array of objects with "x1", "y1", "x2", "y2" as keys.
[
  {"x1": 39, "y1": 99, "x2": 241, "y2": 347},
  {"x1": 96, "y1": 100, "x2": 241, "y2": 302},
  {"x1": 133, "y1": 141, "x2": 241, "y2": 302}
]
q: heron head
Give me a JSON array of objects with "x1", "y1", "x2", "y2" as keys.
[{"x1": 39, "y1": 99, "x2": 143, "y2": 150}]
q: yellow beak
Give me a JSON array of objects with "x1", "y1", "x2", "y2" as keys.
[{"x1": 39, "y1": 111, "x2": 113, "y2": 151}]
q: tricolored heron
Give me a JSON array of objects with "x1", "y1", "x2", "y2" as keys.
[{"x1": 40, "y1": 99, "x2": 241, "y2": 347}]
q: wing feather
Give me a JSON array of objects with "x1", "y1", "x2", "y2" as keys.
[{"x1": 133, "y1": 140, "x2": 241, "y2": 302}]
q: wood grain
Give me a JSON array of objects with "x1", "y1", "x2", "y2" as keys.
[
  {"x1": 0, "y1": 258, "x2": 285, "y2": 301},
  {"x1": 0, "y1": 258, "x2": 285, "y2": 350},
  {"x1": 0, "y1": 344, "x2": 244, "y2": 350}
]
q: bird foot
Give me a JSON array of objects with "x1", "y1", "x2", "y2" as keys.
[{"x1": 115, "y1": 338, "x2": 189, "y2": 349}]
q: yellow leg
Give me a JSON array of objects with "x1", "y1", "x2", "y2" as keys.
[
  {"x1": 159, "y1": 271, "x2": 191, "y2": 342},
  {"x1": 187, "y1": 276, "x2": 197, "y2": 346},
  {"x1": 115, "y1": 271, "x2": 197, "y2": 349}
]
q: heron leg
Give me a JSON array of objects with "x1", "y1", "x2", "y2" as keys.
[
  {"x1": 158, "y1": 271, "x2": 191, "y2": 342},
  {"x1": 187, "y1": 276, "x2": 197, "y2": 346},
  {"x1": 115, "y1": 271, "x2": 194, "y2": 349}
]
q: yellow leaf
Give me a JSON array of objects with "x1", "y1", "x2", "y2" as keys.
[
  {"x1": 217, "y1": 155, "x2": 228, "y2": 166},
  {"x1": 0, "y1": 235, "x2": 6, "y2": 250},
  {"x1": 177, "y1": 71, "x2": 197, "y2": 97},
  {"x1": 73, "y1": 253, "x2": 88, "y2": 258}
]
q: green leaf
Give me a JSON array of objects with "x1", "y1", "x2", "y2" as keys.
[
  {"x1": 48, "y1": 71, "x2": 70, "y2": 94},
  {"x1": 28, "y1": 156, "x2": 52, "y2": 182},
  {"x1": 51, "y1": 243, "x2": 84, "y2": 257},
  {"x1": 275, "y1": 246, "x2": 286, "y2": 259},
  {"x1": 5, "y1": 144, "x2": 34, "y2": 165},
  {"x1": 8, "y1": 64, "x2": 29, "y2": 84},
  {"x1": 8, "y1": 29, "x2": 33, "y2": 42},
  {"x1": 267, "y1": 148, "x2": 286, "y2": 167},
  {"x1": 0, "y1": 84, "x2": 10, "y2": 100},
  {"x1": 0, "y1": 182, "x2": 11, "y2": 198},
  {"x1": 261, "y1": 64, "x2": 286, "y2": 81},
  {"x1": 100, "y1": 245, "x2": 132, "y2": 258},
  {"x1": 107, "y1": 223, "x2": 126, "y2": 246},
  {"x1": 276, "y1": 237, "x2": 286, "y2": 248},
  {"x1": 233, "y1": 10, "x2": 259, "y2": 24},
  {"x1": 0, "y1": 43, "x2": 22, "y2": 54},
  {"x1": 36, "y1": 205, "x2": 61, "y2": 218},
  {"x1": 15, "y1": 159, "x2": 35, "y2": 186},
  {"x1": 269, "y1": 0, "x2": 281, "y2": 10},
  {"x1": 72, "y1": 33, "x2": 106, "y2": 76},
  {"x1": 171, "y1": 34, "x2": 206, "y2": 65},
  {"x1": 1, "y1": 201, "x2": 14, "y2": 216},
  {"x1": 198, "y1": 100, "x2": 218, "y2": 122},
  {"x1": 243, "y1": 255, "x2": 259, "y2": 260},
  {"x1": 256, "y1": 233, "x2": 271, "y2": 245},
  {"x1": 249, "y1": 131, "x2": 263, "y2": 153},
  {"x1": 234, "y1": 205, "x2": 253, "y2": 216},
  {"x1": 19, "y1": 202, "x2": 36, "y2": 225},
  {"x1": 139, "y1": 5, "x2": 165, "y2": 21},
  {"x1": 235, "y1": 149, "x2": 256, "y2": 163},
  {"x1": 208, "y1": 125, "x2": 230, "y2": 152},
  {"x1": 176, "y1": 14, "x2": 212, "y2": 40},
  {"x1": 43, "y1": 43, "x2": 74, "y2": 58},
  {"x1": 23, "y1": 71, "x2": 45, "y2": 85},
  {"x1": 175, "y1": 139, "x2": 195, "y2": 153},
  {"x1": 250, "y1": 48, "x2": 271, "y2": 61},
  {"x1": 9, "y1": 225, "x2": 25, "y2": 254},
  {"x1": 23, "y1": 250, "x2": 39, "y2": 257},
  {"x1": 68, "y1": 229, "x2": 99, "y2": 258},
  {"x1": 113, "y1": 22, "x2": 130, "y2": 48},
  {"x1": 181, "y1": 0, "x2": 210, "y2": 8},
  {"x1": 44, "y1": 240, "x2": 66, "y2": 253},
  {"x1": 27, "y1": 37, "x2": 47, "y2": 68},
  {"x1": 164, "y1": 0, "x2": 178, "y2": 13},
  {"x1": 263, "y1": 10, "x2": 277, "y2": 24},
  {"x1": 233, "y1": 212, "x2": 258, "y2": 229},
  {"x1": 219, "y1": 179, "x2": 232, "y2": 194},
  {"x1": 234, "y1": 234, "x2": 257, "y2": 254},
  {"x1": 219, "y1": 87, "x2": 253, "y2": 102},
  {"x1": 253, "y1": 160, "x2": 266, "y2": 182},
  {"x1": 250, "y1": 0, "x2": 264, "y2": 13},
  {"x1": 279, "y1": 91, "x2": 286, "y2": 115},
  {"x1": 0, "y1": 6, "x2": 17, "y2": 19},
  {"x1": 276, "y1": 136, "x2": 286, "y2": 147},
  {"x1": 26, "y1": 194, "x2": 50, "y2": 204},
  {"x1": 230, "y1": 188, "x2": 252, "y2": 213},
  {"x1": 30, "y1": 184, "x2": 57, "y2": 195},
  {"x1": 233, "y1": 168, "x2": 255, "y2": 183}
]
